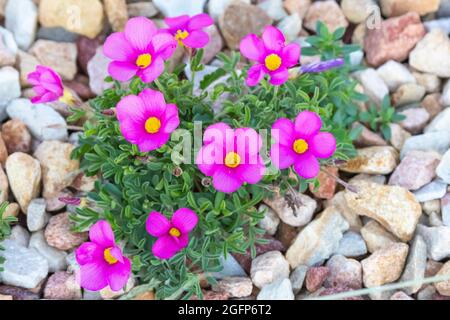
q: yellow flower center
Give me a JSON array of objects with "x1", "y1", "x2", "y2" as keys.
[
  {"x1": 224, "y1": 152, "x2": 241, "y2": 169},
  {"x1": 103, "y1": 248, "x2": 118, "y2": 265},
  {"x1": 58, "y1": 89, "x2": 75, "y2": 106},
  {"x1": 175, "y1": 29, "x2": 189, "y2": 45},
  {"x1": 265, "y1": 53, "x2": 282, "y2": 71},
  {"x1": 169, "y1": 227, "x2": 181, "y2": 237},
  {"x1": 293, "y1": 139, "x2": 309, "y2": 154},
  {"x1": 136, "y1": 53, "x2": 152, "y2": 69},
  {"x1": 145, "y1": 117, "x2": 161, "y2": 134}
]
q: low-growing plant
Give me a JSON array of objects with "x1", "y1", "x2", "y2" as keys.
[
  {"x1": 26, "y1": 17, "x2": 396, "y2": 299},
  {"x1": 0, "y1": 203, "x2": 17, "y2": 272}
]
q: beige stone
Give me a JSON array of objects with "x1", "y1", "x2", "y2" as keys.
[
  {"x1": 361, "y1": 220, "x2": 400, "y2": 253},
  {"x1": 381, "y1": 0, "x2": 440, "y2": 17},
  {"x1": 340, "y1": 146, "x2": 399, "y2": 175},
  {"x1": 345, "y1": 181, "x2": 422, "y2": 241},
  {"x1": 5, "y1": 153, "x2": 41, "y2": 213},
  {"x1": 435, "y1": 261, "x2": 450, "y2": 296},
  {"x1": 34, "y1": 141, "x2": 79, "y2": 199},
  {"x1": 361, "y1": 243, "x2": 409, "y2": 287},
  {"x1": 39, "y1": 0, "x2": 104, "y2": 39},
  {"x1": 104, "y1": 0, "x2": 128, "y2": 32}
]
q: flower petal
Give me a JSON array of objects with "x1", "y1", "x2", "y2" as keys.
[
  {"x1": 75, "y1": 242, "x2": 103, "y2": 265},
  {"x1": 236, "y1": 162, "x2": 265, "y2": 184},
  {"x1": 172, "y1": 208, "x2": 198, "y2": 233},
  {"x1": 103, "y1": 32, "x2": 136, "y2": 61},
  {"x1": 212, "y1": 167, "x2": 243, "y2": 193},
  {"x1": 269, "y1": 67, "x2": 289, "y2": 86},
  {"x1": 108, "y1": 246, "x2": 124, "y2": 264},
  {"x1": 182, "y1": 30, "x2": 209, "y2": 49},
  {"x1": 187, "y1": 14, "x2": 214, "y2": 30},
  {"x1": 89, "y1": 220, "x2": 115, "y2": 247},
  {"x1": 164, "y1": 15, "x2": 190, "y2": 30},
  {"x1": 282, "y1": 43, "x2": 301, "y2": 67},
  {"x1": 196, "y1": 143, "x2": 220, "y2": 176},
  {"x1": 116, "y1": 94, "x2": 146, "y2": 123},
  {"x1": 309, "y1": 132, "x2": 336, "y2": 158},
  {"x1": 146, "y1": 211, "x2": 171, "y2": 237},
  {"x1": 270, "y1": 144, "x2": 296, "y2": 169},
  {"x1": 124, "y1": 17, "x2": 157, "y2": 51},
  {"x1": 246, "y1": 64, "x2": 265, "y2": 87},
  {"x1": 162, "y1": 104, "x2": 180, "y2": 133},
  {"x1": 240, "y1": 34, "x2": 265, "y2": 62},
  {"x1": 271, "y1": 118, "x2": 295, "y2": 147},
  {"x1": 294, "y1": 111, "x2": 322, "y2": 139},
  {"x1": 294, "y1": 153, "x2": 320, "y2": 179},
  {"x1": 137, "y1": 132, "x2": 170, "y2": 152},
  {"x1": 234, "y1": 128, "x2": 262, "y2": 159},
  {"x1": 107, "y1": 258, "x2": 131, "y2": 292},
  {"x1": 138, "y1": 88, "x2": 166, "y2": 117},
  {"x1": 108, "y1": 61, "x2": 138, "y2": 82},
  {"x1": 262, "y1": 25, "x2": 285, "y2": 52},
  {"x1": 139, "y1": 56, "x2": 164, "y2": 83},
  {"x1": 78, "y1": 262, "x2": 108, "y2": 291},
  {"x1": 152, "y1": 235, "x2": 180, "y2": 260},
  {"x1": 151, "y1": 32, "x2": 177, "y2": 59},
  {"x1": 204, "y1": 122, "x2": 232, "y2": 146}
]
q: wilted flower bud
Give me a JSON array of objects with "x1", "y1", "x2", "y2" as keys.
[
  {"x1": 201, "y1": 177, "x2": 212, "y2": 187},
  {"x1": 172, "y1": 166, "x2": 183, "y2": 177}
]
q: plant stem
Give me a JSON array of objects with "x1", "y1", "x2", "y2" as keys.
[{"x1": 154, "y1": 79, "x2": 165, "y2": 93}]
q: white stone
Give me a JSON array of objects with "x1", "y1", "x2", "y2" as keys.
[
  {"x1": 416, "y1": 224, "x2": 450, "y2": 261},
  {"x1": 6, "y1": 98, "x2": 68, "y2": 141},
  {"x1": 153, "y1": 0, "x2": 206, "y2": 17},
  {"x1": 277, "y1": 13, "x2": 302, "y2": 42},
  {"x1": 250, "y1": 251, "x2": 290, "y2": 289},
  {"x1": 0, "y1": 26, "x2": 18, "y2": 65},
  {"x1": 398, "y1": 235, "x2": 427, "y2": 295},
  {"x1": 376, "y1": 61, "x2": 415, "y2": 92},
  {"x1": 9, "y1": 225, "x2": 30, "y2": 247},
  {"x1": 211, "y1": 254, "x2": 247, "y2": 279},
  {"x1": 4, "y1": 0, "x2": 37, "y2": 50},
  {"x1": 426, "y1": 108, "x2": 450, "y2": 133},
  {"x1": 208, "y1": 0, "x2": 251, "y2": 21},
  {"x1": 0, "y1": 240, "x2": 48, "y2": 288},
  {"x1": 27, "y1": 198, "x2": 50, "y2": 232},
  {"x1": 401, "y1": 131, "x2": 450, "y2": 158},
  {"x1": 87, "y1": 47, "x2": 113, "y2": 96},
  {"x1": 257, "y1": 278, "x2": 294, "y2": 300},
  {"x1": 257, "y1": 204, "x2": 280, "y2": 236},
  {"x1": 29, "y1": 231, "x2": 67, "y2": 273},
  {"x1": 0, "y1": 66, "x2": 20, "y2": 121},
  {"x1": 354, "y1": 68, "x2": 389, "y2": 106},
  {"x1": 258, "y1": 0, "x2": 287, "y2": 21},
  {"x1": 413, "y1": 179, "x2": 448, "y2": 202},
  {"x1": 424, "y1": 18, "x2": 450, "y2": 34},
  {"x1": 335, "y1": 231, "x2": 368, "y2": 258},
  {"x1": 441, "y1": 81, "x2": 450, "y2": 106},
  {"x1": 436, "y1": 150, "x2": 450, "y2": 184}
]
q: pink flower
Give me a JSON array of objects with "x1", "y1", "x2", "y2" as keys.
[
  {"x1": 164, "y1": 14, "x2": 214, "y2": 48},
  {"x1": 116, "y1": 88, "x2": 180, "y2": 152},
  {"x1": 196, "y1": 123, "x2": 266, "y2": 193},
  {"x1": 27, "y1": 65, "x2": 64, "y2": 104},
  {"x1": 240, "y1": 25, "x2": 300, "y2": 86},
  {"x1": 103, "y1": 17, "x2": 177, "y2": 83},
  {"x1": 146, "y1": 208, "x2": 198, "y2": 260},
  {"x1": 270, "y1": 111, "x2": 336, "y2": 179},
  {"x1": 75, "y1": 220, "x2": 131, "y2": 292}
]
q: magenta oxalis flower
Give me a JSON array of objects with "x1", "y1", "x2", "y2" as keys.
[
  {"x1": 27, "y1": 65, "x2": 74, "y2": 104},
  {"x1": 240, "y1": 25, "x2": 300, "y2": 86},
  {"x1": 164, "y1": 14, "x2": 214, "y2": 49},
  {"x1": 196, "y1": 123, "x2": 266, "y2": 193},
  {"x1": 103, "y1": 17, "x2": 177, "y2": 83},
  {"x1": 116, "y1": 88, "x2": 180, "y2": 152},
  {"x1": 270, "y1": 111, "x2": 336, "y2": 179},
  {"x1": 75, "y1": 220, "x2": 131, "y2": 291},
  {"x1": 146, "y1": 208, "x2": 198, "y2": 260}
]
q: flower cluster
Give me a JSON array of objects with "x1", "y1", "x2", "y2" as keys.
[{"x1": 28, "y1": 14, "x2": 344, "y2": 293}]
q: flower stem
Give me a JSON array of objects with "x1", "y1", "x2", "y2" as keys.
[
  {"x1": 154, "y1": 78, "x2": 165, "y2": 93},
  {"x1": 320, "y1": 167, "x2": 359, "y2": 193}
]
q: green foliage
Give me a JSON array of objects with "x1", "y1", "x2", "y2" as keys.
[
  {"x1": 0, "y1": 202, "x2": 17, "y2": 271},
  {"x1": 71, "y1": 23, "x2": 376, "y2": 299},
  {"x1": 359, "y1": 95, "x2": 406, "y2": 140}
]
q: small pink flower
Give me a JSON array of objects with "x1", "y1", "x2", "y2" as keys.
[
  {"x1": 116, "y1": 88, "x2": 180, "y2": 152},
  {"x1": 240, "y1": 25, "x2": 300, "y2": 86},
  {"x1": 164, "y1": 14, "x2": 214, "y2": 49},
  {"x1": 196, "y1": 123, "x2": 266, "y2": 193},
  {"x1": 103, "y1": 17, "x2": 177, "y2": 83},
  {"x1": 27, "y1": 65, "x2": 64, "y2": 104},
  {"x1": 146, "y1": 208, "x2": 198, "y2": 260},
  {"x1": 75, "y1": 220, "x2": 131, "y2": 292},
  {"x1": 270, "y1": 111, "x2": 336, "y2": 179}
]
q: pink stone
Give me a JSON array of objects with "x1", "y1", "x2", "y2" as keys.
[
  {"x1": 364, "y1": 12, "x2": 426, "y2": 67},
  {"x1": 306, "y1": 266, "x2": 330, "y2": 292},
  {"x1": 44, "y1": 272, "x2": 81, "y2": 300}
]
